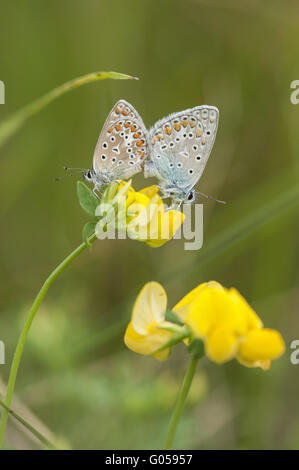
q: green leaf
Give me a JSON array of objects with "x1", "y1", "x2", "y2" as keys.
[
  {"x1": 188, "y1": 338, "x2": 205, "y2": 359},
  {"x1": 0, "y1": 70, "x2": 139, "y2": 148},
  {"x1": 77, "y1": 181, "x2": 98, "y2": 217},
  {"x1": 82, "y1": 221, "x2": 97, "y2": 247}
]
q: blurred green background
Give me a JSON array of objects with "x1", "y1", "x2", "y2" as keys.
[{"x1": 0, "y1": 0, "x2": 299, "y2": 449}]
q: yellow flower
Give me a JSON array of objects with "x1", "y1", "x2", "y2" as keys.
[
  {"x1": 174, "y1": 282, "x2": 285, "y2": 369},
  {"x1": 124, "y1": 282, "x2": 186, "y2": 360},
  {"x1": 96, "y1": 182, "x2": 185, "y2": 247}
]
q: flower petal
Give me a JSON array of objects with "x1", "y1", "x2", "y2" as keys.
[
  {"x1": 238, "y1": 328, "x2": 285, "y2": 368},
  {"x1": 131, "y1": 282, "x2": 167, "y2": 334},
  {"x1": 173, "y1": 282, "x2": 220, "y2": 321},
  {"x1": 146, "y1": 205, "x2": 185, "y2": 247},
  {"x1": 139, "y1": 185, "x2": 160, "y2": 199},
  {"x1": 185, "y1": 283, "x2": 247, "y2": 337},
  {"x1": 127, "y1": 192, "x2": 150, "y2": 215},
  {"x1": 205, "y1": 326, "x2": 240, "y2": 363},
  {"x1": 228, "y1": 288, "x2": 263, "y2": 330},
  {"x1": 124, "y1": 321, "x2": 172, "y2": 359}
]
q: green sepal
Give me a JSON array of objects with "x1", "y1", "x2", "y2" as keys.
[
  {"x1": 165, "y1": 310, "x2": 184, "y2": 326},
  {"x1": 77, "y1": 181, "x2": 98, "y2": 217},
  {"x1": 188, "y1": 338, "x2": 205, "y2": 359}
]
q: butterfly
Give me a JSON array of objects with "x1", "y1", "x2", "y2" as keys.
[
  {"x1": 83, "y1": 100, "x2": 148, "y2": 195},
  {"x1": 144, "y1": 105, "x2": 222, "y2": 205}
]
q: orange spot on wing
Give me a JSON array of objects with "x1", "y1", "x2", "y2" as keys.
[
  {"x1": 115, "y1": 107, "x2": 121, "y2": 114},
  {"x1": 173, "y1": 123, "x2": 181, "y2": 131},
  {"x1": 196, "y1": 128, "x2": 203, "y2": 137},
  {"x1": 189, "y1": 120, "x2": 196, "y2": 128},
  {"x1": 181, "y1": 119, "x2": 188, "y2": 127},
  {"x1": 131, "y1": 125, "x2": 137, "y2": 132},
  {"x1": 138, "y1": 150, "x2": 145, "y2": 159},
  {"x1": 122, "y1": 110, "x2": 129, "y2": 116},
  {"x1": 134, "y1": 132, "x2": 141, "y2": 138},
  {"x1": 124, "y1": 122, "x2": 130, "y2": 128},
  {"x1": 115, "y1": 124, "x2": 121, "y2": 131},
  {"x1": 107, "y1": 127, "x2": 113, "y2": 133},
  {"x1": 154, "y1": 135, "x2": 163, "y2": 141},
  {"x1": 136, "y1": 140, "x2": 144, "y2": 147},
  {"x1": 165, "y1": 126, "x2": 172, "y2": 135}
]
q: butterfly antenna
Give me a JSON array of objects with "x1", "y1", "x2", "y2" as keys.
[
  {"x1": 53, "y1": 166, "x2": 86, "y2": 182},
  {"x1": 196, "y1": 191, "x2": 226, "y2": 205},
  {"x1": 63, "y1": 166, "x2": 86, "y2": 172}
]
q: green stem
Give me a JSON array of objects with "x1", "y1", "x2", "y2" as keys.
[
  {"x1": 0, "y1": 399, "x2": 55, "y2": 449},
  {"x1": 164, "y1": 356, "x2": 198, "y2": 450},
  {"x1": 0, "y1": 233, "x2": 97, "y2": 447}
]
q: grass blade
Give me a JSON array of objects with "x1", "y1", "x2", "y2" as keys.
[
  {"x1": 0, "y1": 70, "x2": 138, "y2": 148},
  {"x1": 0, "y1": 399, "x2": 55, "y2": 449}
]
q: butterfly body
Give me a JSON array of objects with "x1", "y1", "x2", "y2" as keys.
[
  {"x1": 144, "y1": 105, "x2": 219, "y2": 204},
  {"x1": 84, "y1": 99, "x2": 148, "y2": 194}
]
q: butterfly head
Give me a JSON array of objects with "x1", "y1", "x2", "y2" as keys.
[
  {"x1": 161, "y1": 186, "x2": 197, "y2": 204},
  {"x1": 83, "y1": 169, "x2": 95, "y2": 183},
  {"x1": 186, "y1": 189, "x2": 196, "y2": 203}
]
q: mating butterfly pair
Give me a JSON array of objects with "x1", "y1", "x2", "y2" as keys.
[{"x1": 83, "y1": 99, "x2": 220, "y2": 205}]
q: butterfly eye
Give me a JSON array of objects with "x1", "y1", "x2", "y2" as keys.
[{"x1": 83, "y1": 170, "x2": 93, "y2": 182}]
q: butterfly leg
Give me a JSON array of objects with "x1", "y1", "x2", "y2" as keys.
[
  {"x1": 93, "y1": 185, "x2": 102, "y2": 200},
  {"x1": 142, "y1": 185, "x2": 159, "y2": 195},
  {"x1": 165, "y1": 201, "x2": 182, "y2": 212}
]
